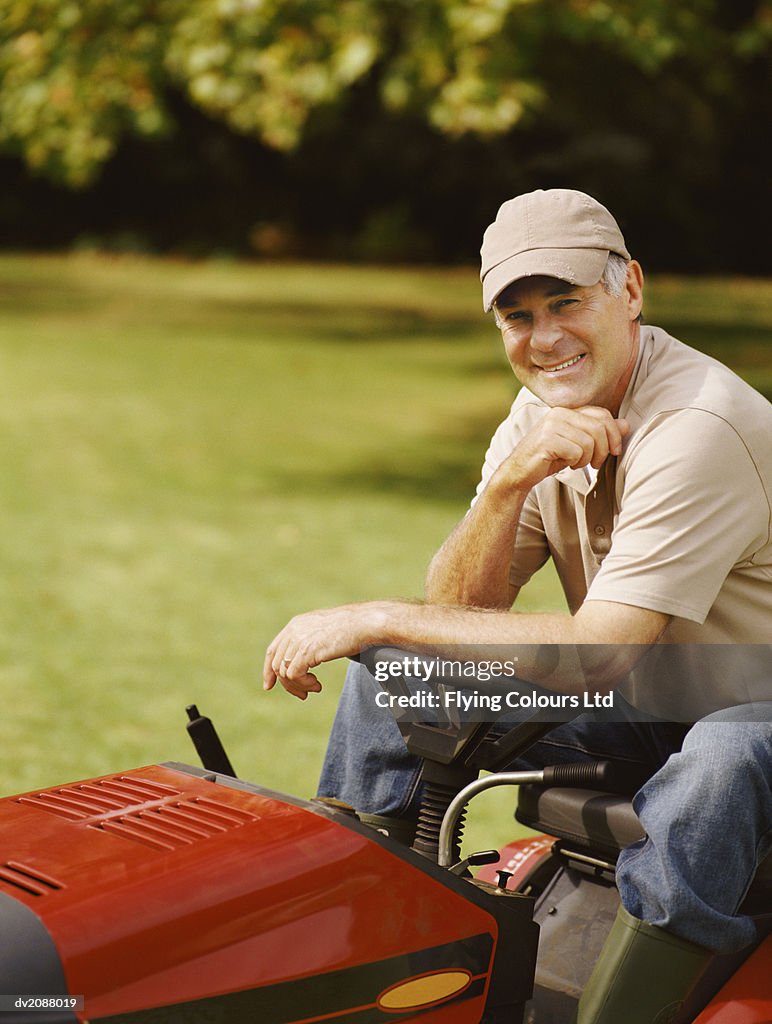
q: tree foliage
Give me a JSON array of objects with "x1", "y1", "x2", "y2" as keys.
[
  {"x1": 0, "y1": 1, "x2": 172, "y2": 184},
  {"x1": 1, "y1": 0, "x2": 768, "y2": 187}
]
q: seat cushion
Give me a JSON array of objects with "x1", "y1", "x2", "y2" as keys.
[
  {"x1": 516, "y1": 784, "x2": 772, "y2": 915},
  {"x1": 516, "y1": 784, "x2": 645, "y2": 860}
]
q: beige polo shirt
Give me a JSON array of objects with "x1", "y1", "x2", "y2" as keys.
[{"x1": 475, "y1": 325, "x2": 772, "y2": 717}]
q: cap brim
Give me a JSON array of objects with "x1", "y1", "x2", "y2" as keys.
[{"x1": 482, "y1": 248, "x2": 610, "y2": 311}]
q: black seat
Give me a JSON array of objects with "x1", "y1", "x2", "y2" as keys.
[{"x1": 516, "y1": 785, "x2": 772, "y2": 916}]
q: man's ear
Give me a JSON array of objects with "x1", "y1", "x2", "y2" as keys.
[{"x1": 625, "y1": 260, "x2": 644, "y2": 321}]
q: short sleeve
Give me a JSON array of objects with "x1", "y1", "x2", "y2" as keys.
[
  {"x1": 586, "y1": 409, "x2": 769, "y2": 622},
  {"x1": 509, "y1": 489, "x2": 551, "y2": 587}
]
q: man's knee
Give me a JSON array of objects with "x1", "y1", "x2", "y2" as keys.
[{"x1": 682, "y1": 711, "x2": 771, "y2": 775}]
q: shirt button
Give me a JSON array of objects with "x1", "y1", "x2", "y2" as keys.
[{"x1": 594, "y1": 525, "x2": 606, "y2": 536}]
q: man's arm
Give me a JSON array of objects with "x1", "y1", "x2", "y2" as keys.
[
  {"x1": 424, "y1": 406, "x2": 629, "y2": 608},
  {"x1": 424, "y1": 477, "x2": 526, "y2": 609},
  {"x1": 263, "y1": 597, "x2": 669, "y2": 700}
]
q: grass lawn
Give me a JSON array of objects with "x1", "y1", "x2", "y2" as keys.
[{"x1": 0, "y1": 254, "x2": 769, "y2": 854}]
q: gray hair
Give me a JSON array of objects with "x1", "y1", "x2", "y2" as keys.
[{"x1": 600, "y1": 252, "x2": 630, "y2": 297}]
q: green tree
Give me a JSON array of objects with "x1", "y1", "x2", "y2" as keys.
[
  {"x1": 0, "y1": 0, "x2": 768, "y2": 187},
  {"x1": 0, "y1": 1, "x2": 173, "y2": 185}
]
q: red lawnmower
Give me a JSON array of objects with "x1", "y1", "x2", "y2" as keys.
[{"x1": 0, "y1": 666, "x2": 769, "y2": 1024}]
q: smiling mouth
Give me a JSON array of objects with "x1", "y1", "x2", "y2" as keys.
[{"x1": 541, "y1": 354, "x2": 586, "y2": 373}]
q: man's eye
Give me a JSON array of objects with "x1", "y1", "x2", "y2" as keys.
[
  {"x1": 555, "y1": 299, "x2": 579, "y2": 310},
  {"x1": 504, "y1": 310, "x2": 529, "y2": 322}
]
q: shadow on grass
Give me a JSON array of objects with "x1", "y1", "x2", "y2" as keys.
[
  {"x1": 0, "y1": 281, "x2": 98, "y2": 313},
  {"x1": 274, "y1": 424, "x2": 497, "y2": 503},
  {"x1": 206, "y1": 300, "x2": 488, "y2": 343},
  {"x1": 299, "y1": 458, "x2": 481, "y2": 503}
]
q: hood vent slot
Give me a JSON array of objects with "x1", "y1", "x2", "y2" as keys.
[
  {"x1": 16, "y1": 774, "x2": 255, "y2": 853},
  {"x1": 17, "y1": 775, "x2": 182, "y2": 820},
  {"x1": 93, "y1": 798, "x2": 256, "y2": 851},
  {"x1": 0, "y1": 861, "x2": 64, "y2": 897}
]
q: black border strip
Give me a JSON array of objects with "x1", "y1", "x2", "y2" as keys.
[{"x1": 94, "y1": 934, "x2": 493, "y2": 1024}]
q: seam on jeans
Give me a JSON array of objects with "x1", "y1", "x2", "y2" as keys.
[
  {"x1": 616, "y1": 838, "x2": 649, "y2": 873},
  {"x1": 395, "y1": 764, "x2": 423, "y2": 818},
  {"x1": 735, "y1": 824, "x2": 772, "y2": 911}
]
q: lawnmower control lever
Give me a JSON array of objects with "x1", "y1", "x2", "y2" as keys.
[
  {"x1": 448, "y1": 849, "x2": 500, "y2": 877},
  {"x1": 185, "y1": 704, "x2": 237, "y2": 778}
]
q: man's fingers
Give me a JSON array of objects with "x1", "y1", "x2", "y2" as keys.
[
  {"x1": 264, "y1": 646, "x2": 323, "y2": 698},
  {"x1": 569, "y1": 407, "x2": 630, "y2": 457},
  {"x1": 262, "y1": 602, "x2": 370, "y2": 700},
  {"x1": 273, "y1": 641, "x2": 318, "y2": 681},
  {"x1": 279, "y1": 672, "x2": 323, "y2": 700},
  {"x1": 563, "y1": 412, "x2": 611, "y2": 467},
  {"x1": 597, "y1": 415, "x2": 627, "y2": 458},
  {"x1": 551, "y1": 435, "x2": 590, "y2": 468},
  {"x1": 263, "y1": 623, "x2": 325, "y2": 699},
  {"x1": 551, "y1": 426, "x2": 603, "y2": 469},
  {"x1": 271, "y1": 648, "x2": 290, "y2": 679},
  {"x1": 263, "y1": 629, "x2": 296, "y2": 689},
  {"x1": 264, "y1": 627, "x2": 292, "y2": 681},
  {"x1": 263, "y1": 642, "x2": 281, "y2": 690}
]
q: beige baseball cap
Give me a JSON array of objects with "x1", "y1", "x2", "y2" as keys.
[{"x1": 480, "y1": 188, "x2": 630, "y2": 311}]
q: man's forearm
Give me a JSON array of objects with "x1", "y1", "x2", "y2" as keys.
[
  {"x1": 264, "y1": 596, "x2": 669, "y2": 699},
  {"x1": 424, "y1": 476, "x2": 528, "y2": 608},
  {"x1": 372, "y1": 600, "x2": 584, "y2": 691},
  {"x1": 367, "y1": 599, "x2": 667, "y2": 694}
]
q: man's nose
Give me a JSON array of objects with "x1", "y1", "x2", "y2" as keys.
[{"x1": 529, "y1": 315, "x2": 561, "y2": 352}]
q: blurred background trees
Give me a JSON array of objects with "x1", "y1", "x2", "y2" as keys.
[{"x1": 1, "y1": 0, "x2": 769, "y2": 271}]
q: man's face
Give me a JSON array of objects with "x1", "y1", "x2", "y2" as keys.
[{"x1": 493, "y1": 266, "x2": 643, "y2": 413}]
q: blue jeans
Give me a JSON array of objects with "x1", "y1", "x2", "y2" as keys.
[{"x1": 318, "y1": 660, "x2": 772, "y2": 953}]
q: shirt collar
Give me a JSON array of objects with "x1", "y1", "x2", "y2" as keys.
[{"x1": 554, "y1": 463, "x2": 598, "y2": 495}]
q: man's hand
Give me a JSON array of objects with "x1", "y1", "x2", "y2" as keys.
[
  {"x1": 425, "y1": 406, "x2": 629, "y2": 608},
  {"x1": 504, "y1": 406, "x2": 629, "y2": 491},
  {"x1": 263, "y1": 602, "x2": 387, "y2": 700}
]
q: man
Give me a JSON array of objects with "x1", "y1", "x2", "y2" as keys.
[{"x1": 263, "y1": 189, "x2": 772, "y2": 1023}]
